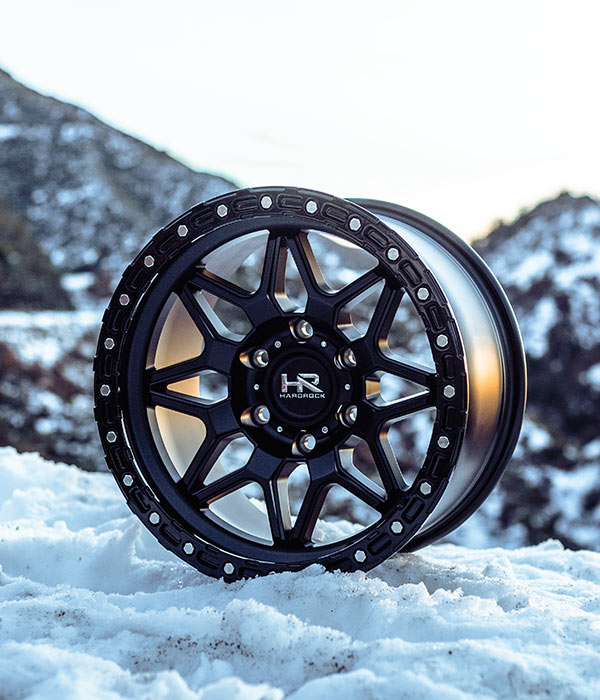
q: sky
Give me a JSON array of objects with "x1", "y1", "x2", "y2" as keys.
[{"x1": 1, "y1": 0, "x2": 598, "y2": 240}]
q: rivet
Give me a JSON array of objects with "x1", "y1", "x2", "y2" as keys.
[
  {"x1": 183, "y1": 542, "x2": 195, "y2": 555},
  {"x1": 420, "y1": 482, "x2": 432, "y2": 495},
  {"x1": 224, "y1": 562, "x2": 235, "y2": 575},
  {"x1": 443, "y1": 385, "x2": 456, "y2": 399},
  {"x1": 100, "y1": 384, "x2": 111, "y2": 397},
  {"x1": 417, "y1": 287, "x2": 430, "y2": 301},
  {"x1": 354, "y1": 549, "x2": 367, "y2": 563},
  {"x1": 391, "y1": 520, "x2": 403, "y2": 534},
  {"x1": 216, "y1": 204, "x2": 228, "y2": 218},
  {"x1": 123, "y1": 474, "x2": 134, "y2": 487},
  {"x1": 106, "y1": 431, "x2": 117, "y2": 443},
  {"x1": 177, "y1": 224, "x2": 188, "y2": 237},
  {"x1": 119, "y1": 294, "x2": 130, "y2": 306},
  {"x1": 438, "y1": 435, "x2": 450, "y2": 449},
  {"x1": 274, "y1": 340, "x2": 282, "y2": 349},
  {"x1": 144, "y1": 255, "x2": 155, "y2": 268},
  {"x1": 260, "y1": 195, "x2": 273, "y2": 209},
  {"x1": 349, "y1": 217, "x2": 361, "y2": 231},
  {"x1": 321, "y1": 426, "x2": 329, "y2": 434},
  {"x1": 253, "y1": 383, "x2": 260, "y2": 391},
  {"x1": 320, "y1": 340, "x2": 327, "y2": 348},
  {"x1": 149, "y1": 512, "x2": 160, "y2": 525},
  {"x1": 344, "y1": 383, "x2": 351, "y2": 391},
  {"x1": 306, "y1": 200, "x2": 318, "y2": 214},
  {"x1": 104, "y1": 337, "x2": 115, "y2": 350},
  {"x1": 436, "y1": 334, "x2": 449, "y2": 348},
  {"x1": 277, "y1": 426, "x2": 283, "y2": 433},
  {"x1": 386, "y1": 247, "x2": 400, "y2": 261}
]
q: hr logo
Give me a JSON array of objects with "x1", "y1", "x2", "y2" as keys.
[{"x1": 280, "y1": 373, "x2": 325, "y2": 397}]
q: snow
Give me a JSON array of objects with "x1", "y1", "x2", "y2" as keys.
[
  {"x1": 583, "y1": 364, "x2": 600, "y2": 392},
  {"x1": 1, "y1": 447, "x2": 599, "y2": 699},
  {"x1": 0, "y1": 310, "x2": 101, "y2": 365}
]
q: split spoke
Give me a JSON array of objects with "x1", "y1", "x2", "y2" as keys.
[
  {"x1": 286, "y1": 232, "x2": 328, "y2": 297},
  {"x1": 362, "y1": 391, "x2": 434, "y2": 427},
  {"x1": 263, "y1": 479, "x2": 292, "y2": 543},
  {"x1": 194, "y1": 468, "x2": 251, "y2": 506},
  {"x1": 178, "y1": 284, "x2": 232, "y2": 346},
  {"x1": 364, "y1": 284, "x2": 404, "y2": 346},
  {"x1": 291, "y1": 481, "x2": 331, "y2": 543},
  {"x1": 369, "y1": 430, "x2": 406, "y2": 494},
  {"x1": 189, "y1": 269, "x2": 251, "y2": 306},
  {"x1": 336, "y1": 462, "x2": 387, "y2": 511}
]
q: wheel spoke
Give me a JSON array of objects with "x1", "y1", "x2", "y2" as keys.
[
  {"x1": 182, "y1": 433, "x2": 232, "y2": 493},
  {"x1": 365, "y1": 284, "x2": 404, "y2": 345},
  {"x1": 148, "y1": 388, "x2": 238, "y2": 432},
  {"x1": 331, "y1": 267, "x2": 382, "y2": 309},
  {"x1": 263, "y1": 479, "x2": 292, "y2": 543},
  {"x1": 369, "y1": 430, "x2": 406, "y2": 493},
  {"x1": 371, "y1": 354, "x2": 435, "y2": 388},
  {"x1": 291, "y1": 481, "x2": 331, "y2": 543},
  {"x1": 189, "y1": 269, "x2": 251, "y2": 306},
  {"x1": 194, "y1": 468, "x2": 251, "y2": 506},
  {"x1": 286, "y1": 232, "x2": 328, "y2": 297},
  {"x1": 147, "y1": 340, "x2": 237, "y2": 386},
  {"x1": 290, "y1": 453, "x2": 338, "y2": 543},
  {"x1": 259, "y1": 233, "x2": 288, "y2": 300},
  {"x1": 363, "y1": 391, "x2": 434, "y2": 427},
  {"x1": 178, "y1": 284, "x2": 235, "y2": 347},
  {"x1": 336, "y1": 462, "x2": 387, "y2": 511}
]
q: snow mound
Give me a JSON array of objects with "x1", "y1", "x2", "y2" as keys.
[{"x1": 1, "y1": 447, "x2": 599, "y2": 699}]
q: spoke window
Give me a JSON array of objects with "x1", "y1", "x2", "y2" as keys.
[
  {"x1": 313, "y1": 486, "x2": 380, "y2": 544},
  {"x1": 386, "y1": 294, "x2": 434, "y2": 369},
  {"x1": 196, "y1": 290, "x2": 252, "y2": 338},
  {"x1": 387, "y1": 407, "x2": 436, "y2": 488},
  {"x1": 306, "y1": 230, "x2": 378, "y2": 291},
  {"x1": 200, "y1": 230, "x2": 269, "y2": 293},
  {"x1": 284, "y1": 246, "x2": 308, "y2": 312}
]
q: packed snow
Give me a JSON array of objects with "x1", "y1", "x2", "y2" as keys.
[{"x1": 0, "y1": 447, "x2": 599, "y2": 699}]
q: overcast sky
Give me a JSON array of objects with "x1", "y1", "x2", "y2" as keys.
[{"x1": 1, "y1": 0, "x2": 598, "y2": 240}]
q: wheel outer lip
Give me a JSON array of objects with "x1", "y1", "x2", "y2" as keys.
[
  {"x1": 352, "y1": 198, "x2": 527, "y2": 550},
  {"x1": 93, "y1": 186, "x2": 468, "y2": 579}
]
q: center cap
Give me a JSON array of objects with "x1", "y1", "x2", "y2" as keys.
[{"x1": 268, "y1": 352, "x2": 335, "y2": 424}]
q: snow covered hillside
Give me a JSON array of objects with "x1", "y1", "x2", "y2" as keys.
[
  {"x1": 1, "y1": 446, "x2": 599, "y2": 700},
  {"x1": 467, "y1": 192, "x2": 600, "y2": 550},
  {"x1": 0, "y1": 68, "x2": 235, "y2": 305}
]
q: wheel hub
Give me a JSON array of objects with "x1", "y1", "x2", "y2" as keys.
[{"x1": 232, "y1": 317, "x2": 356, "y2": 458}]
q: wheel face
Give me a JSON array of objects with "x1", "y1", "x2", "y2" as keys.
[{"x1": 94, "y1": 187, "x2": 472, "y2": 580}]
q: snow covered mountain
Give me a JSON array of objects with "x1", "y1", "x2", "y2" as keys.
[
  {"x1": 0, "y1": 68, "x2": 235, "y2": 304},
  {"x1": 454, "y1": 193, "x2": 600, "y2": 550},
  {"x1": 1, "y1": 447, "x2": 599, "y2": 700}
]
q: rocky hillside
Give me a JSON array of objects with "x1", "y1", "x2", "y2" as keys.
[
  {"x1": 454, "y1": 192, "x2": 600, "y2": 550},
  {"x1": 474, "y1": 193, "x2": 600, "y2": 448},
  {"x1": 0, "y1": 195, "x2": 72, "y2": 310},
  {"x1": 0, "y1": 68, "x2": 235, "y2": 304}
]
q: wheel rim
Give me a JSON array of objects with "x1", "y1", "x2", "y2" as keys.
[
  {"x1": 93, "y1": 186, "x2": 521, "y2": 580},
  {"x1": 353, "y1": 199, "x2": 527, "y2": 549}
]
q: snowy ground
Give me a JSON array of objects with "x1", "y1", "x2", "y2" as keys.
[{"x1": 1, "y1": 447, "x2": 599, "y2": 699}]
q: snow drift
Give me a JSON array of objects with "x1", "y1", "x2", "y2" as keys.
[{"x1": 0, "y1": 447, "x2": 599, "y2": 699}]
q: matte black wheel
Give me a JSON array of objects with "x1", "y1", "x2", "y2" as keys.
[{"x1": 94, "y1": 187, "x2": 526, "y2": 580}]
